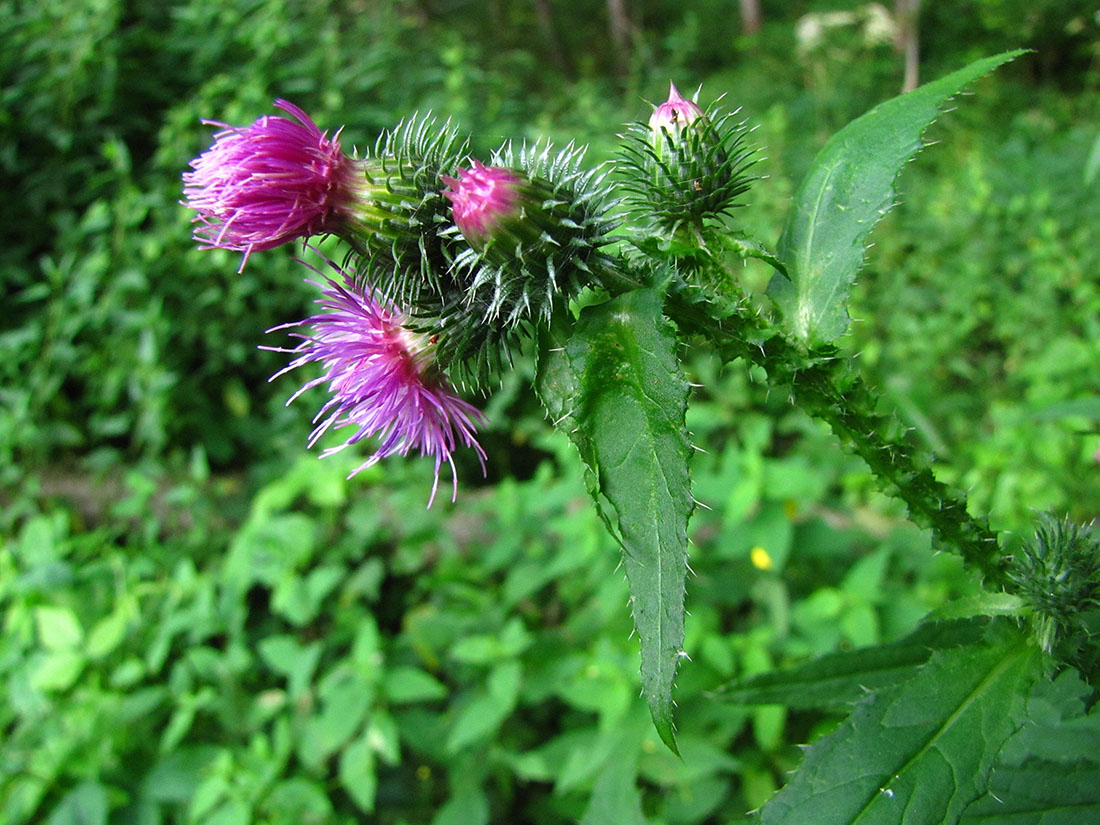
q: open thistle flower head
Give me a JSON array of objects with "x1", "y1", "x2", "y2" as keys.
[
  {"x1": 183, "y1": 100, "x2": 358, "y2": 270},
  {"x1": 442, "y1": 161, "x2": 528, "y2": 249},
  {"x1": 649, "y1": 82, "x2": 704, "y2": 140},
  {"x1": 266, "y1": 255, "x2": 487, "y2": 505}
]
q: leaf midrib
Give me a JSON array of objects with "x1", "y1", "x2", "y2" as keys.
[{"x1": 849, "y1": 643, "x2": 1030, "y2": 825}]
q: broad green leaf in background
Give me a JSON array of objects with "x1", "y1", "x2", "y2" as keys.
[
  {"x1": 446, "y1": 661, "x2": 522, "y2": 752},
  {"x1": 757, "y1": 623, "x2": 1041, "y2": 825},
  {"x1": 536, "y1": 286, "x2": 693, "y2": 753},
  {"x1": 770, "y1": 51, "x2": 1024, "y2": 344},
  {"x1": 715, "y1": 618, "x2": 987, "y2": 709},
  {"x1": 339, "y1": 736, "x2": 378, "y2": 814},
  {"x1": 47, "y1": 782, "x2": 108, "y2": 825},
  {"x1": 580, "y1": 750, "x2": 648, "y2": 825}
]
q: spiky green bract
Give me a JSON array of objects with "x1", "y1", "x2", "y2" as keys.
[
  {"x1": 441, "y1": 142, "x2": 620, "y2": 382},
  {"x1": 343, "y1": 113, "x2": 470, "y2": 305},
  {"x1": 1008, "y1": 515, "x2": 1100, "y2": 674},
  {"x1": 618, "y1": 98, "x2": 758, "y2": 235},
  {"x1": 341, "y1": 115, "x2": 522, "y2": 383}
]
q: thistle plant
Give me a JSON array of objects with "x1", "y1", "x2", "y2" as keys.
[{"x1": 185, "y1": 57, "x2": 1098, "y2": 823}]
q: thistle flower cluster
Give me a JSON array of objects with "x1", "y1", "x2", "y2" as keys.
[{"x1": 182, "y1": 86, "x2": 745, "y2": 498}]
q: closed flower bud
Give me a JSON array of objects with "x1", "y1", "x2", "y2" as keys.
[
  {"x1": 428, "y1": 145, "x2": 618, "y2": 384},
  {"x1": 620, "y1": 82, "x2": 758, "y2": 234},
  {"x1": 442, "y1": 145, "x2": 618, "y2": 333},
  {"x1": 649, "y1": 82, "x2": 704, "y2": 144}
]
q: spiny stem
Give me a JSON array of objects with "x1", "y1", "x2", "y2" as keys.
[{"x1": 659, "y1": 277, "x2": 1007, "y2": 589}]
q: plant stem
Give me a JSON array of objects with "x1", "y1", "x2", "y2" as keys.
[{"x1": 661, "y1": 281, "x2": 1008, "y2": 589}]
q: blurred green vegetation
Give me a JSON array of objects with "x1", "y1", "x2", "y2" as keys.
[{"x1": 1, "y1": 1, "x2": 1097, "y2": 823}]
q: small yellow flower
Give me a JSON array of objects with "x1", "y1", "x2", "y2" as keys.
[{"x1": 750, "y1": 546, "x2": 773, "y2": 571}]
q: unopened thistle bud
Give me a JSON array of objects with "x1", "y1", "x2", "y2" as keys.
[
  {"x1": 1007, "y1": 515, "x2": 1100, "y2": 670},
  {"x1": 183, "y1": 100, "x2": 361, "y2": 270},
  {"x1": 648, "y1": 82, "x2": 704, "y2": 146},
  {"x1": 444, "y1": 145, "x2": 618, "y2": 320},
  {"x1": 620, "y1": 82, "x2": 759, "y2": 233}
]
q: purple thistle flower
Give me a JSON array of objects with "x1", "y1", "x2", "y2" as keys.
[
  {"x1": 265, "y1": 255, "x2": 487, "y2": 505},
  {"x1": 649, "y1": 82, "x2": 704, "y2": 135},
  {"x1": 442, "y1": 161, "x2": 526, "y2": 246},
  {"x1": 183, "y1": 100, "x2": 358, "y2": 271}
]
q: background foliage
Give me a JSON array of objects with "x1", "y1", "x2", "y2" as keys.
[{"x1": 1, "y1": 1, "x2": 1097, "y2": 823}]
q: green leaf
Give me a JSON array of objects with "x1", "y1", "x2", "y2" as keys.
[
  {"x1": 86, "y1": 610, "x2": 129, "y2": 659},
  {"x1": 142, "y1": 746, "x2": 221, "y2": 803},
  {"x1": 580, "y1": 752, "x2": 648, "y2": 825},
  {"x1": 715, "y1": 618, "x2": 986, "y2": 709},
  {"x1": 298, "y1": 666, "x2": 373, "y2": 768},
  {"x1": 384, "y1": 666, "x2": 448, "y2": 704},
  {"x1": 758, "y1": 625, "x2": 1042, "y2": 825},
  {"x1": 960, "y1": 668, "x2": 1100, "y2": 825},
  {"x1": 35, "y1": 605, "x2": 83, "y2": 650},
  {"x1": 536, "y1": 286, "x2": 693, "y2": 752},
  {"x1": 257, "y1": 635, "x2": 323, "y2": 701},
  {"x1": 263, "y1": 778, "x2": 334, "y2": 821},
  {"x1": 925, "y1": 592, "x2": 1026, "y2": 623},
  {"x1": 32, "y1": 650, "x2": 85, "y2": 691},
  {"x1": 47, "y1": 782, "x2": 107, "y2": 825},
  {"x1": 446, "y1": 661, "x2": 522, "y2": 752},
  {"x1": 432, "y1": 786, "x2": 489, "y2": 825},
  {"x1": 770, "y1": 51, "x2": 1024, "y2": 344},
  {"x1": 339, "y1": 737, "x2": 378, "y2": 814}
]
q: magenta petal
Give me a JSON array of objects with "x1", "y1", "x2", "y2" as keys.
[{"x1": 443, "y1": 162, "x2": 525, "y2": 244}]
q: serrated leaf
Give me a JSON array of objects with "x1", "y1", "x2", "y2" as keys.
[
  {"x1": 959, "y1": 668, "x2": 1100, "y2": 825},
  {"x1": 771, "y1": 51, "x2": 1024, "y2": 344},
  {"x1": 758, "y1": 625, "x2": 1041, "y2": 825},
  {"x1": 535, "y1": 286, "x2": 693, "y2": 753},
  {"x1": 715, "y1": 618, "x2": 985, "y2": 709}
]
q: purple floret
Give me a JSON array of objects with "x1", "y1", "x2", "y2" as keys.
[
  {"x1": 265, "y1": 254, "x2": 487, "y2": 505},
  {"x1": 183, "y1": 100, "x2": 355, "y2": 270}
]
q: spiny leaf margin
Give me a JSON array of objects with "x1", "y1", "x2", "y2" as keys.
[
  {"x1": 756, "y1": 621, "x2": 1041, "y2": 825},
  {"x1": 535, "y1": 285, "x2": 693, "y2": 753},
  {"x1": 770, "y1": 50, "x2": 1025, "y2": 344}
]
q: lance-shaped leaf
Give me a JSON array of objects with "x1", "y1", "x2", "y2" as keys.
[
  {"x1": 536, "y1": 287, "x2": 693, "y2": 753},
  {"x1": 714, "y1": 618, "x2": 987, "y2": 710},
  {"x1": 770, "y1": 50, "x2": 1024, "y2": 344},
  {"x1": 757, "y1": 623, "x2": 1041, "y2": 825}
]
